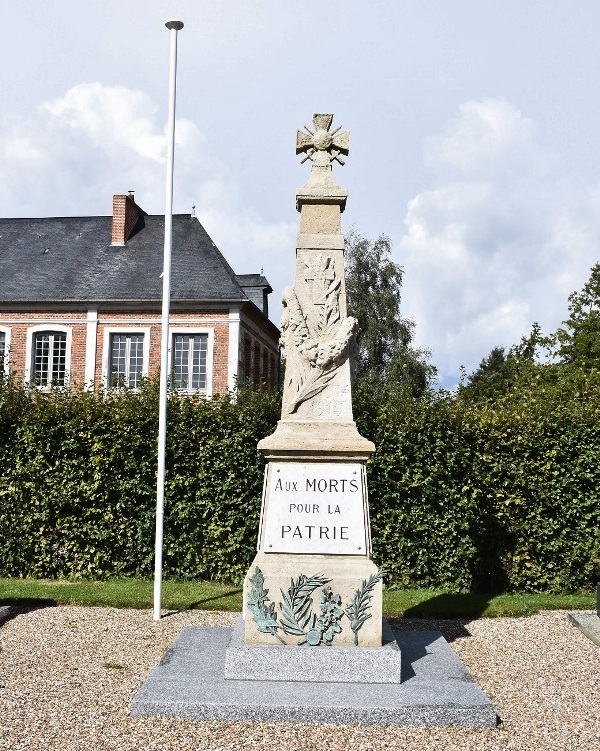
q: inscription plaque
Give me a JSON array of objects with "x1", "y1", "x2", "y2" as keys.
[{"x1": 258, "y1": 462, "x2": 370, "y2": 555}]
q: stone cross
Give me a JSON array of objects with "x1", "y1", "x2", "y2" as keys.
[{"x1": 296, "y1": 114, "x2": 349, "y2": 167}]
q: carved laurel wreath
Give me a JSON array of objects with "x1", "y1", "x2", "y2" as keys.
[{"x1": 247, "y1": 567, "x2": 385, "y2": 647}]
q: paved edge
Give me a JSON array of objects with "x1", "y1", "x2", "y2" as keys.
[
  {"x1": 130, "y1": 625, "x2": 497, "y2": 727},
  {"x1": 569, "y1": 612, "x2": 600, "y2": 647}
]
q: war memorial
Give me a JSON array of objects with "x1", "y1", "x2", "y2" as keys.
[{"x1": 131, "y1": 115, "x2": 496, "y2": 726}]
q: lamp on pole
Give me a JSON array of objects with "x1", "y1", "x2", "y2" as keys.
[{"x1": 153, "y1": 18, "x2": 184, "y2": 621}]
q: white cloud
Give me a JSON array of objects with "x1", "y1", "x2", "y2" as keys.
[
  {"x1": 400, "y1": 98, "x2": 600, "y2": 384},
  {"x1": 43, "y1": 83, "x2": 163, "y2": 162},
  {"x1": 0, "y1": 82, "x2": 294, "y2": 321},
  {"x1": 423, "y1": 99, "x2": 548, "y2": 179}
]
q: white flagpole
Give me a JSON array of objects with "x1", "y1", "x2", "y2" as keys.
[{"x1": 154, "y1": 18, "x2": 184, "y2": 621}]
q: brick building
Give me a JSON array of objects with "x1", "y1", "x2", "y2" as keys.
[{"x1": 0, "y1": 193, "x2": 280, "y2": 393}]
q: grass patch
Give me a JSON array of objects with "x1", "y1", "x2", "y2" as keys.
[
  {"x1": 0, "y1": 578, "x2": 242, "y2": 612},
  {"x1": 0, "y1": 578, "x2": 595, "y2": 618},
  {"x1": 383, "y1": 588, "x2": 596, "y2": 618}
]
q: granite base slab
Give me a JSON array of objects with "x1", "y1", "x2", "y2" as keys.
[
  {"x1": 569, "y1": 612, "x2": 600, "y2": 647},
  {"x1": 224, "y1": 617, "x2": 401, "y2": 683},
  {"x1": 130, "y1": 623, "x2": 496, "y2": 726}
]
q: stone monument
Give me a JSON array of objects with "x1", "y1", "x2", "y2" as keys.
[
  {"x1": 243, "y1": 114, "x2": 384, "y2": 648},
  {"x1": 130, "y1": 116, "x2": 496, "y2": 724}
]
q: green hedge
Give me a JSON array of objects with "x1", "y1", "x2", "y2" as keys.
[
  {"x1": 0, "y1": 380, "x2": 279, "y2": 583},
  {"x1": 356, "y1": 369, "x2": 600, "y2": 593},
  {"x1": 0, "y1": 372, "x2": 598, "y2": 592}
]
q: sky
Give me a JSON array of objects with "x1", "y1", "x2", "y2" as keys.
[{"x1": 2, "y1": 1, "x2": 600, "y2": 387}]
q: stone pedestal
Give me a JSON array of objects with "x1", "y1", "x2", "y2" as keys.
[
  {"x1": 244, "y1": 552, "x2": 383, "y2": 647},
  {"x1": 131, "y1": 624, "x2": 497, "y2": 727},
  {"x1": 244, "y1": 458, "x2": 382, "y2": 647},
  {"x1": 226, "y1": 618, "x2": 400, "y2": 682}
]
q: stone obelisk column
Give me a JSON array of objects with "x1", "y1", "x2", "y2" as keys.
[{"x1": 244, "y1": 114, "x2": 383, "y2": 648}]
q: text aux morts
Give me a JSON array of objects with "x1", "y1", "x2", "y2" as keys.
[{"x1": 273, "y1": 474, "x2": 359, "y2": 541}]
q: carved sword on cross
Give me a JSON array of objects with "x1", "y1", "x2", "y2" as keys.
[{"x1": 296, "y1": 114, "x2": 349, "y2": 166}]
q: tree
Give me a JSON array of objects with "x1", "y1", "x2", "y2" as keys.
[
  {"x1": 462, "y1": 346, "x2": 515, "y2": 401},
  {"x1": 556, "y1": 263, "x2": 600, "y2": 367},
  {"x1": 344, "y1": 229, "x2": 435, "y2": 395},
  {"x1": 462, "y1": 265, "x2": 600, "y2": 403},
  {"x1": 462, "y1": 324, "x2": 546, "y2": 401}
]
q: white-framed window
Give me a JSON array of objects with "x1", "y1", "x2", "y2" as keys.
[
  {"x1": 25, "y1": 325, "x2": 72, "y2": 388},
  {"x1": 0, "y1": 326, "x2": 10, "y2": 376},
  {"x1": 102, "y1": 328, "x2": 150, "y2": 389},
  {"x1": 169, "y1": 328, "x2": 214, "y2": 395}
]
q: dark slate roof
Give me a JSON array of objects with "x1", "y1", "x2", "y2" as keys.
[
  {"x1": 235, "y1": 274, "x2": 273, "y2": 316},
  {"x1": 235, "y1": 274, "x2": 272, "y2": 292},
  {"x1": 0, "y1": 214, "x2": 254, "y2": 304}
]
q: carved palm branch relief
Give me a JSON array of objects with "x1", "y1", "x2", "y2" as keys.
[
  {"x1": 247, "y1": 568, "x2": 286, "y2": 644},
  {"x1": 345, "y1": 571, "x2": 386, "y2": 646},
  {"x1": 281, "y1": 285, "x2": 357, "y2": 414},
  {"x1": 278, "y1": 572, "x2": 331, "y2": 638}
]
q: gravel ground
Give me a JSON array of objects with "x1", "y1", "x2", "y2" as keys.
[{"x1": 0, "y1": 606, "x2": 598, "y2": 750}]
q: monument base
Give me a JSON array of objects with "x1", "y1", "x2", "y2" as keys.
[
  {"x1": 244, "y1": 552, "x2": 383, "y2": 646},
  {"x1": 130, "y1": 622, "x2": 497, "y2": 727},
  {"x1": 225, "y1": 617, "x2": 400, "y2": 683}
]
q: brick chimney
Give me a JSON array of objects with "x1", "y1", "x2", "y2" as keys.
[{"x1": 111, "y1": 192, "x2": 146, "y2": 246}]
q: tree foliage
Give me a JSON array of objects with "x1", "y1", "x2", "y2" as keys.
[
  {"x1": 464, "y1": 264, "x2": 600, "y2": 402},
  {"x1": 462, "y1": 323, "x2": 545, "y2": 401},
  {"x1": 344, "y1": 229, "x2": 435, "y2": 395},
  {"x1": 463, "y1": 346, "x2": 515, "y2": 401},
  {"x1": 557, "y1": 262, "x2": 600, "y2": 367}
]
